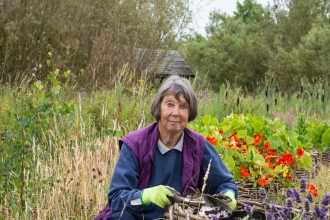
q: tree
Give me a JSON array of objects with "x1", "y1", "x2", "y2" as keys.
[
  {"x1": 180, "y1": 1, "x2": 273, "y2": 91},
  {"x1": 0, "y1": 0, "x2": 192, "y2": 88}
]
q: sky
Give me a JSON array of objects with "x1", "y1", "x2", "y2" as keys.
[{"x1": 190, "y1": 0, "x2": 272, "y2": 35}]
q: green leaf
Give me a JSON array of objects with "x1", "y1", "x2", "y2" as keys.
[
  {"x1": 237, "y1": 130, "x2": 247, "y2": 139},
  {"x1": 222, "y1": 125, "x2": 234, "y2": 137},
  {"x1": 274, "y1": 165, "x2": 283, "y2": 173},
  {"x1": 210, "y1": 117, "x2": 218, "y2": 126},
  {"x1": 202, "y1": 114, "x2": 211, "y2": 126},
  {"x1": 253, "y1": 120, "x2": 263, "y2": 133},
  {"x1": 64, "y1": 70, "x2": 70, "y2": 78},
  {"x1": 47, "y1": 73, "x2": 55, "y2": 82},
  {"x1": 246, "y1": 136, "x2": 254, "y2": 145},
  {"x1": 232, "y1": 167, "x2": 241, "y2": 180},
  {"x1": 298, "y1": 152, "x2": 313, "y2": 169},
  {"x1": 268, "y1": 135, "x2": 283, "y2": 149},
  {"x1": 253, "y1": 154, "x2": 265, "y2": 167},
  {"x1": 224, "y1": 147, "x2": 234, "y2": 157},
  {"x1": 321, "y1": 128, "x2": 330, "y2": 151},
  {"x1": 46, "y1": 59, "x2": 51, "y2": 68},
  {"x1": 285, "y1": 130, "x2": 298, "y2": 147},
  {"x1": 223, "y1": 156, "x2": 235, "y2": 171}
]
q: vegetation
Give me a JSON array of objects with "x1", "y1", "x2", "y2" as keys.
[
  {"x1": 1, "y1": 71, "x2": 330, "y2": 219},
  {"x1": 0, "y1": 0, "x2": 191, "y2": 88},
  {"x1": 179, "y1": 0, "x2": 330, "y2": 91},
  {"x1": 1, "y1": 0, "x2": 330, "y2": 219}
]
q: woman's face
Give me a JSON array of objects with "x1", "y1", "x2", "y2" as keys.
[{"x1": 158, "y1": 94, "x2": 189, "y2": 135}]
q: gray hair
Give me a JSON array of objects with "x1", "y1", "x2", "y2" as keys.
[{"x1": 151, "y1": 75, "x2": 198, "y2": 122}]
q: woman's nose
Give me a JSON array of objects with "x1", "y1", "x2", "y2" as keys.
[{"x1": 171, "y1": 106, "x2": 180, "y2": 116}]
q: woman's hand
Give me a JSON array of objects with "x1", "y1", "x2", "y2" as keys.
[
  {"x1": 223, "y1": 190, "x2": 237, "y2": 210},
  {"x1": 141, "y1": 185, "x2": 176, "y2": 208}
]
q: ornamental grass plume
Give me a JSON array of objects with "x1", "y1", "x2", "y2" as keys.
[{"x1": 255, "y1": 177, "x2": 330, "y2": 220}]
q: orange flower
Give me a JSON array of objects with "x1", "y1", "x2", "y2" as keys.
[
  {"x1": 254, "y1": 133, "x2": 263, "y2": 140},
  {"x1": 297, "y1": 148, "x2": 304, "y2": 157},
  {"x1": 206, "y1": 135, "x2": 218, "y2": 146},
  {"x1": 306, "y1": 184, "x2": 319, "y2": 197},
  {"x1": 257, "y1": 177, "x2": 270, "y2": 186},
  {"x1": 240, "y1": 166, "x2": 250, "y2": 179},
  {"x1": 219, "y1": 130, "x2": 224, "y2": 135},
  {"x1": 254, "y1": 138, "x2": 261, "y2": 146},
  {"x1": 285, "y1": 173, "x2": 293, "y2": 180},
  {"x1": 277, "y1": 153, "x2": 294, "y2": 167},
  {"x1": 268, "y1": 150, "x2": 276, "y2": 156},
  {"x1": 264, "y1": 141, "x2": 270, "y2": 150}
]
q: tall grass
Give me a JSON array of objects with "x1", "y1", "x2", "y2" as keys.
[{"x1": 0, "y1": 76, "x2": 330, "y2": 219}]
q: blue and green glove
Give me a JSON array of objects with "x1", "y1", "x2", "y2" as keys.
[
  {"x1": 140, "y1": 185, "x2": 178, "y2": 208},
  {"x1": 223, "y1": 190, "x2": 237, "y2": 210}
]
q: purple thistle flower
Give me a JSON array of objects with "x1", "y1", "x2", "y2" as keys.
[
  {"x1": 321, "y1": 194, "x2": 330, "y2": 206},
  {"x1": 1, "y1": 136, "x2": 5, "y2": 141},
  {"x1": 300, "y1": 178, "x2": 307, "y2": 192}
]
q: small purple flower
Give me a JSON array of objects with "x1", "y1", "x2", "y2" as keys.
[
  {"x1": 304, "y1": 200, "x2": 310, "y2": 213},
  {"x1": 244, "y1": 205, "x2": 253, "y2": 217},
  {"x1": 259, "y1": 188, "x2": 267, "y2": 200},
  {"x1": 88, "y1": 199, "x2": 93, "y2": 208},
  {"x1": 286, "y1": 189, "x2": 295, "y2": 198},
  {"x1": 300, "y1": 178, "x2": 307, "y2": 192},
  {"x1": 321, "y1": 194, "x2": 330, "y2": 206},
  {"x1": 314, "y1": 206, "x2": 328, "y2": 220},
  {"x1": 282, "y1": 206, "x2": 292, "y2": 219},
  {"x1": 266, "y1": 213, "x2": 276, "y2": 220},
  {"x1": 307, "y1": 193, "x2": 313, "y2": 203},
  {"x1": 1, "y1": 136, "x2": 5, "y2": 141},
  {"x1": 286, "y1": 199, "x2": 292, "y2": 208},
  {"x1": 3, "y1": 172, "x2": 6, "y2": 177},
  {"x1": 208, "y1": 213, "x2": 220, "y2": 220}
]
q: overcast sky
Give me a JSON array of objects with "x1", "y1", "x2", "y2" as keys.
[{"x1": 190, "y1": 0, "x2": 272, "y2": 35}]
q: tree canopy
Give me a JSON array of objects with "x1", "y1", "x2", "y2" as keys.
[{"x1": 179, "y1": 0, "x2": 330, "y2": 91}]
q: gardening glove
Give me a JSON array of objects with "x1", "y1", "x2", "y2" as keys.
[
  {"x1": 223, "y1": 190, "x2": 237, "y2": 210},
  {"x1": 140, "y1": 185, "x2": 178, "y2": 208}
]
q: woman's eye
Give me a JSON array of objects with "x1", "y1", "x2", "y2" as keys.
[
  {"x1": 167, "y1": 103, "x2": 173, "y2": 107},
  {"x1": 181, "y1": 105, "x2": 188, "y2": 109}
]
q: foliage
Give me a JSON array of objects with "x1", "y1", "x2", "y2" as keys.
[
  {"x1": 0, "y1": 73, "x2": 330, "y2": 219},
  {"x1": 179, "y1": 11, "x2": 272, "y2": 91},
  {"x1": 0, "y1": 0, "x2": 191, "y2": 89},
  {"x1": 179, "y1": 0, "x2": 330, "y2": 92},
  {"x1": 188, "y1": 114, "x2": 313, "y2": 187},
  {"x1": 0, "y1": 68, "x2": 75, "y2": 216}
]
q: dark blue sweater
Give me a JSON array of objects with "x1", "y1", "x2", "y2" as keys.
[{"x1": 108, "y1": 140, "x2": 237, "y2": 220}]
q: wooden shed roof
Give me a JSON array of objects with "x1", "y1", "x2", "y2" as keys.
[{"x1": 147, "y1": 50, "x2": 195, "y2": 78}]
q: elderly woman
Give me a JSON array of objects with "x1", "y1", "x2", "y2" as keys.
[{"x1": 96, "y1": 75, "x2": 238, "y2": 220}]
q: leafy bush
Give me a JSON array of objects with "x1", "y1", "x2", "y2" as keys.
[{"x1": 188, "y1": 114, "x2": 313, "y2": 187}]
